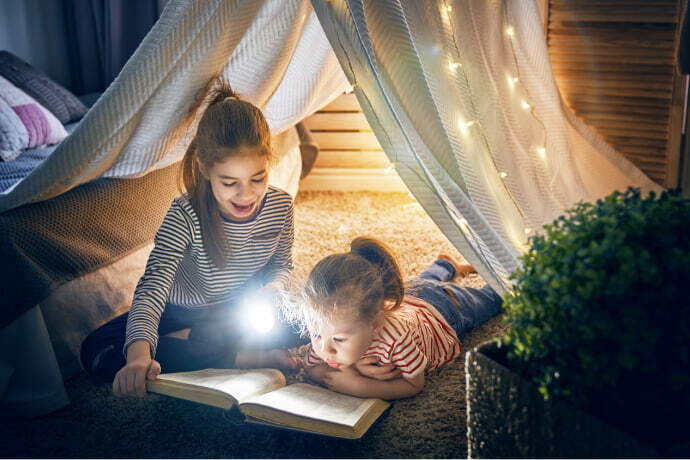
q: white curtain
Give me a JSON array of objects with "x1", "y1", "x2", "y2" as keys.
[
  {"x1": 0, "y1": 0, "x2": 349, "y2": 212},
  {"x1": 312, "y1": 0, "x2": 662, "y2": 293}
]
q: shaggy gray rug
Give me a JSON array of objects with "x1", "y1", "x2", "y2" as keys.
[{"x1": 1, "y1": 191, "x2": 507, "y2": 459}]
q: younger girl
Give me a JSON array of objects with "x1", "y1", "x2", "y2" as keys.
[
  {"x1": 81, "y1": 79, "x2": 306, "y2": 397},
  {"x1": 292, "y1": 237, "x2": 503, "y2": 400}
]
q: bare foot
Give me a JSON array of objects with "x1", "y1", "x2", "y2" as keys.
[
  {"x1": 438, "y1": 253, "x2": 476, "y2": 280},
  {"x1": 235, "y1": 349, "x2": 301, "y2": 372}
]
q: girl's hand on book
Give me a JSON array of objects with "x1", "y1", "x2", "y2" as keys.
[
  {"x1": 355, "y1": 357, "x2": 402, "y2": 380},
  {"x1": 322, "y1": 365, "x2": 368, "y2": 396},
  {"x1": 113, "y1": 342, "x2": 161, "y2": 397}
]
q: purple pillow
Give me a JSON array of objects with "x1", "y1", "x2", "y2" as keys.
[
  {"x1": 0, "y1": 75, "x2": 68, "y2": 161},
  {"x1": 0, "y1": 51, "x2": 88, "y2": 124}
]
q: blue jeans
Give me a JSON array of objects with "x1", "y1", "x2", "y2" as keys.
[{"x1": 405, "y1": 259, "x2": 503, "y2": 339}]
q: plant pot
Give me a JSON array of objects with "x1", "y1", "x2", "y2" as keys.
[{"x1": 465, "y1": 340, "x2": 660, "y2": 458}]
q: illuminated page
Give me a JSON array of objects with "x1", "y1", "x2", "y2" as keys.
[
  {"x1": 241, "y1": 383, "x2": 384, "y2": 428},
  {"x1": 149, "y1": 368, "x2": 286, "y2": 407}
]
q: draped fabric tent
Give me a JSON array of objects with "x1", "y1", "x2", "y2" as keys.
[{"x1": 1, "y1": 0, "x2": 661, "y2": 415}]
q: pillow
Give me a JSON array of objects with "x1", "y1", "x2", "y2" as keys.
[
  {"x1": 0, "y1": 51, "x2": 88, "y2": 124},
  {"x1": 0, "y1": 75, "x2": 68, "y2": 161}
]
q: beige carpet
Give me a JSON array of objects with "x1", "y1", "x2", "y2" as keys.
[{"x1": 2, "y1": 191, "x2": 508, "y2": 459}]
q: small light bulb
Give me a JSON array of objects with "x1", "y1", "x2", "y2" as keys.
[
  {"x1": 448, "y1": 61, "x2": 461, "y2": 71},
  {"x1": 507, "y1": 75, "x2": 519, "y2": 87},
  {"x1": 459, "y1": 120, "x2": 476, "y2": 135},
  {"x1": 524, "y1": 228, "x2": 532, "y2": 234},
  {"x1": 384, "y1": 164, "x2": 395, "y2": 174},
  {"x1": 505, "y1": 26, "x2": 515, "y2": 37},
  {"x1": 445, "y1": 5, "x2": 453, "y2": 12},
  {"x1": 499, "y1": 172, "x2": 508, "y2": 179},
  {"x1": 536, "y1": 147, "x2": 546, "y2": 158},
  {"x1": 521, "y1": 100, "x2": 532, "y2": 110}
]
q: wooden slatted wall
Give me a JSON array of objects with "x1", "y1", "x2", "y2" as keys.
[
  {"x1": 546, "y1": 0, "x2": 685, "y2": 187},
  {"x1": 300, "y1": 93, "x2": 407, "y2": 191}
]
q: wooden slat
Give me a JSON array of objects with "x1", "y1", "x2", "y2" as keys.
[
  {"x1": 550, "y1": 26, "x2": 674, "y2": 41},
  {"x1": 551, "y1": 62, "x2": 673, "y2": 75},
  {"x1": 567, "y1": 94, "x2": 671, "y2": 108},
  {"x1": 313, "y1": 150, "x2": 390, "y2": 169},
  {"x1": 311, "y1": 132, "x2": 382, "y2": 150},
  {"x1": 549, "y1": 53, "x2": 673, "y2": 66},
  {"x1": 581, "y1": 116, "x2": 667, "y2": 131},
  {"x1": 553, "y1": 77, "x2": 672, "y2": 91},
  {"x1": 552, "y1": 70, "x2": 670, "y2": 84},
  {"x1": 304, "y1": 112, "x2": 370, "y2": 131},
  {"x1": 319, "y1": 93, "x2": 360, "y2": 111},
  {"x1": 549, "y1": 10, "x2": 676, "y2": 23}
]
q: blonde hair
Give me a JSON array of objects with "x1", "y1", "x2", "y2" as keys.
[
  {"x1": 180, "y1": 77, "x2": 273, "y2": 268},
  {"x1": 289, "y1": 237, "x2": 405, "y2": 334}
]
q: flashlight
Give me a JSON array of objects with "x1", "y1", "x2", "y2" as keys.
[{"x1": 241, "y1": 295, "x2": 276, "y2": 334}]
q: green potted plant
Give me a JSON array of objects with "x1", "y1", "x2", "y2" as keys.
[{"x1": 466, "y1": 188, "x2": 690, "y2": 458}]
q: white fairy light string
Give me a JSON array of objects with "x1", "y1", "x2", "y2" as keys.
[
  {"x1": 319, "y1": 0, "x2": 534, "y2": 285},
  {"x1": 440, "y1": 0, "x2": 553, "y2": 248}
]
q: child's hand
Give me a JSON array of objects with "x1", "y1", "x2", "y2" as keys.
[
  {"x1": 113, "y1": 357, "x2": 161, "y2": 398},
  {"x1": 355, "y1": 357, "x2": 402, "y2": 380},
  {"x1": 322, "y1": 365, "x2": 369, "y2": 396}
]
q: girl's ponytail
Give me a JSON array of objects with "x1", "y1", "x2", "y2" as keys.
[
  {"x1": 350, "y1": 237, "x2": 404, "y2": 310},
  {"x1": 205, "y1": 78, "x2": 241, "y2": 107}
]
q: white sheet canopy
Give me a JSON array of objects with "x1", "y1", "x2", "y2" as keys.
[
  {"x1": 1, "y1": 0, "x2": 661, "y2": 291},
  {"x1": 314, "y1": 0, "x2": 661, "y2": 292}
]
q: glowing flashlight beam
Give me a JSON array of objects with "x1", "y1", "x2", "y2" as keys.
[{"x1": 244, "y1": 298, "x2": 276, "y2": 334}]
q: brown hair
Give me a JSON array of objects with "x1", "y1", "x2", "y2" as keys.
[
  {"x1": 293, "y1": 237, "x2": 405, "y2": 334},
  {"x1": 180, "y1": 77, "x2": 273, "y2": 268}
]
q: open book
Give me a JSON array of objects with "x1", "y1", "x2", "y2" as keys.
[{"x1": 146, "y1": 368, "x2": 390, "y2": 439}]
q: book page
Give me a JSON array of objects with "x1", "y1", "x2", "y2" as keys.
[
  {"x1": 241, "y1": 383, "x2": 379, "y2": 428},
  {"x1": 155, "y1": 368, "x2": 286, "y2": 403}
]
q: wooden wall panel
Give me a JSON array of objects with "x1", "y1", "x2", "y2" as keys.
[
  {"x1": 300, "y1": 93, "x2": 405, "y2": 192},
  {"x1": 547, "y1": 0, "x2": 684, "y2": 186}
]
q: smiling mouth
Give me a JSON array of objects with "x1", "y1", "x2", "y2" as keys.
[{"x1": 231, "y1": 201, "x2": 254, "y2": 214}]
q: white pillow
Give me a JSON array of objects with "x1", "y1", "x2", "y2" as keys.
[{"x1": 0, "y1": 75, "x2": 68, "y2": 161}]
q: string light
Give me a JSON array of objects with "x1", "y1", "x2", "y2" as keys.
[
  {"x1": 440, "y1": 0, "x2": 537, "y2": 255},
  {"x1": 524, "y1": 228, "x2": 532, "y2": 235},
  {"x1": 445, "y1": 5, "x2": 453, "y2": 12},
  {"x1": 344, "y1": 82, "x2": 358, "y2": 95},
  {"x1": 521, "y1": 100, "x2": 532, "y2": 110},
  {"x1": 459, "y1": 119, "x2": 477, "y2": 135},
  {"x1": 536, "y1": 146, "x2": 546, "y2": 158},
  {"x1": 448, "y1": 61, "x2": 462, "y2": 71},
  {"x1": 384, "y1": 163, "x2": 395, "y2": 174}
]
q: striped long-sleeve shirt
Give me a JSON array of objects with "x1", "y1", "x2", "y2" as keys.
[
  {"x1": 305, "y1": 296, "x2": 461, "y2": 379},
  {"x1": 125, "y1": 186, "x2": 294, "y2": 355}
]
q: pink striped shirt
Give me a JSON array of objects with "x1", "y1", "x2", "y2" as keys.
[{"x1": 305, "y1": 296, "x2": 461, "y2": 379}]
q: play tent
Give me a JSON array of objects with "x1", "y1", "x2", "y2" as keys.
[{"x1": 0, "y1": 0, "x2": 660, "y2": 416}]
